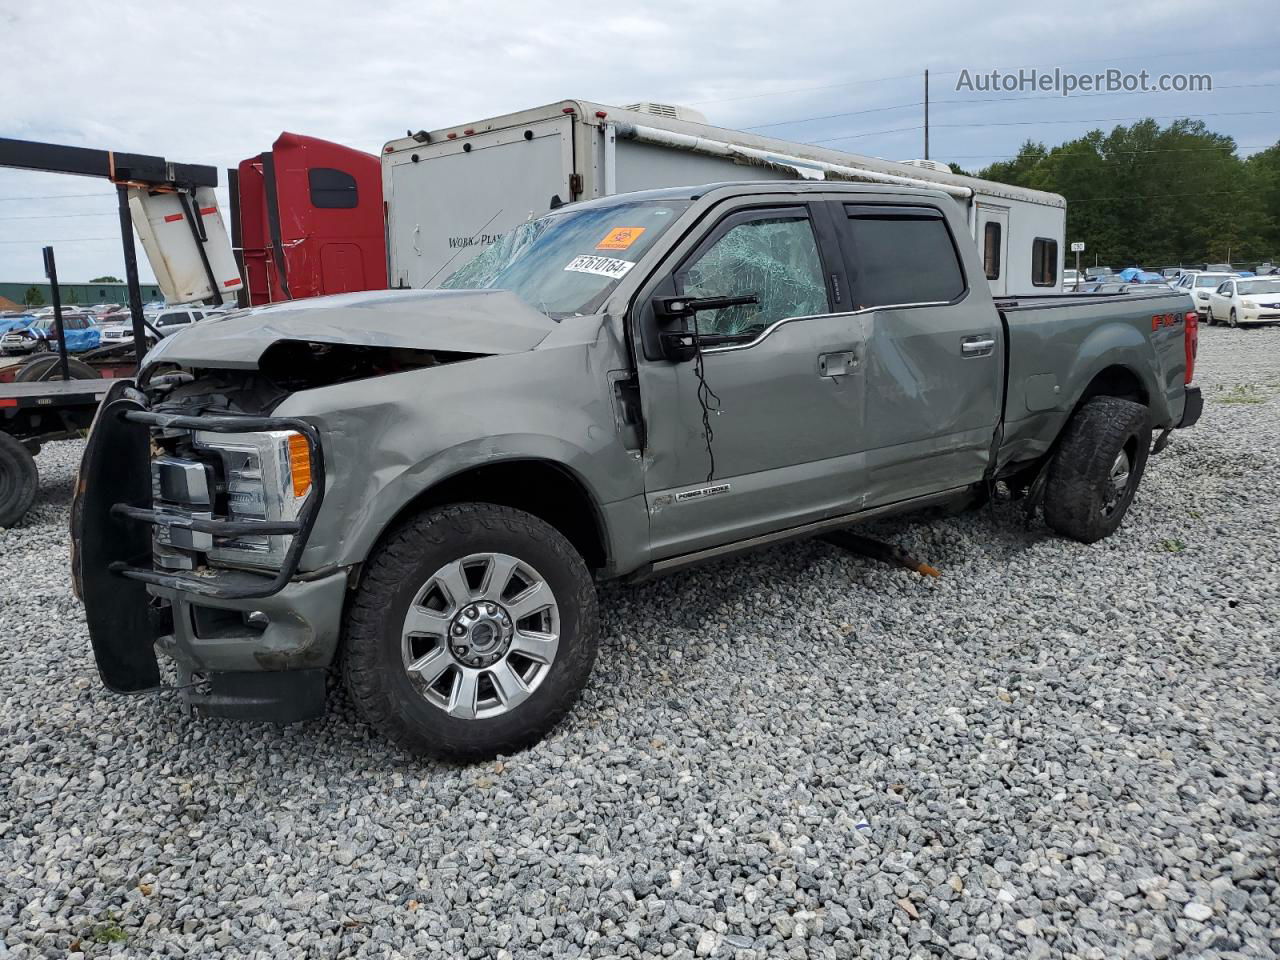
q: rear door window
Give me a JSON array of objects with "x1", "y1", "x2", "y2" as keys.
[{"x1": 841, "y1": 205, "x2": 966, "y2": 308}]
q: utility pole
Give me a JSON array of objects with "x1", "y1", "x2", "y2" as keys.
[{"x1": 924, "y1": 69, "x2": 930, "y2": 160}]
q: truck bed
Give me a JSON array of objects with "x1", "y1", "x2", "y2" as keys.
[{"x1": 996, "y1": 287, "x2": 1194, "y2": 470}]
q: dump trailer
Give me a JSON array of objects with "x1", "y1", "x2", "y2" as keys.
[{"x1": 382, "y1": 100, "x2": 1066, "y2": 296}]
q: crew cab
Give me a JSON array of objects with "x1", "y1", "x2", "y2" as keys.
[{"x1": 72, "y1": 181, "x2": 1201, "y2": 760}]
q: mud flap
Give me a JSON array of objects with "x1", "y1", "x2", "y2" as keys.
[{"x1": 71, "y1": 381, "x2": 161, "y2": 693}]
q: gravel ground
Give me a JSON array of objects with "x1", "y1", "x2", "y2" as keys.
[{"x1": 1, "y1": 326, "x2": 1277, "y2": 960}]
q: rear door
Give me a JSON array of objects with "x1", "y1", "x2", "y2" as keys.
[
  {"x1": 975, "y1": 204, "x2": 1010, "y2": 296},
  {"x1": 634, "y1": 197, "x2": 867, "y2": 558},
  {"x1": 835, "y1": 201, "x2": 1003, "y2": 505}
]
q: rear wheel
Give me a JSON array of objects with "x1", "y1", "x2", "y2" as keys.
[
  {"x1": 343, "y1": 503, "x2": 598, "y2": 760},
  {"x1": 1043, "y1": 396, "x2": 1151, "y2": 544},
  {"x1": 0, "y1": 432, "x2": 39, "y2": 528}
]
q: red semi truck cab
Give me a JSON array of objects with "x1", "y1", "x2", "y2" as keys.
[{"x1": 231, "y1": 132, "x2": 387, "y2": 305}]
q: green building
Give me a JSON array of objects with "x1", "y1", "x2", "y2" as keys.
[{"x1": 0, "y1": 280, "x2": 165, "y2": 309}]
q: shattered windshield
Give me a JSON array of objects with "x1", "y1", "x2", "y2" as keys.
[{"x1": 440, "y1": 200, "x2": 690, "y2": 318}]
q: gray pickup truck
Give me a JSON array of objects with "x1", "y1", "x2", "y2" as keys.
[{"x1": 72, "y1": 181, "x2": 1201, "y2": 759}]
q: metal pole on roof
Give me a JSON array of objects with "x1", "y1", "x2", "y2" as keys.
[{"x1": 924, "y1": 69, "x2": 930, "y2": 161}]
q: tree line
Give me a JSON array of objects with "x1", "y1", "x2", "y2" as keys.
[{"x1": 952, "y1": 119, "x2": 1280, "y2": 269}]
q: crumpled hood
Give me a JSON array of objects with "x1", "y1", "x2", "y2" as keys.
[{"x1": 144, "y1": 288, "x2": 554, "y2": 370}]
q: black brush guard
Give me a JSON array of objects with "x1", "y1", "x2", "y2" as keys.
[{"x1": 74, "y1": 382, "x2": 325, "y2": 693}]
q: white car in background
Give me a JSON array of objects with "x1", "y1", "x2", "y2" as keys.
[
  {"x1": 1175, "y1": 272, "x2": 1236, "y2": 316},
  {"x1": 1206, "y1": 276, "x2": 1280, "y2": 327},
  {"x1": 99, "y1": 306, "x2": 207, "y2": 346}
]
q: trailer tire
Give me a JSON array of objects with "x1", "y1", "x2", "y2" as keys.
[
  {"x1": 0, "y1": 432, "x2": 39, "y2": 528},
  {"x1": 1043, "y1": 396, "x2": 1151, "y2": 544},
  {"x1": 343, "y1": 502, "x2": 598, "y2": 760},
  {"x1": 15, "y1": 356, "x2": 99, "y2": 382}
]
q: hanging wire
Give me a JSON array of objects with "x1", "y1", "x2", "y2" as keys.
[{"x1": 690, "y1": 310, "x2": 722, "y2": 483}]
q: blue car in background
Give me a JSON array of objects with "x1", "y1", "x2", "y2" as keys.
[
  {"x1": 0, "y1": 313, "x2": 38, "y2": 335},
  {"x1": 0, "y1": 313, "x2": 101, "y2": 356}
]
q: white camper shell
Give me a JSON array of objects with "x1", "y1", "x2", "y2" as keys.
[{"x1": 382, "y1": 100, "x2": 1066, "y2": 296}]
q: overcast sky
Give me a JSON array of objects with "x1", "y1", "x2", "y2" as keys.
[{"x1": 1, "y1": 0, "x2": 1277, "y2": 286}]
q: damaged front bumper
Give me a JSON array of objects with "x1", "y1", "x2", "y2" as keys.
[{"x1": 72, "y1": 380, "x2": 345, "y2": 724}]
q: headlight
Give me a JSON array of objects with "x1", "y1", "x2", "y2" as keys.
[
  {"x1": 1196, "y1": 292, "x2": 1209, "y2": 299},
  {"x1": 1241, "y1": 300, "x2": 1257, "y2": 309},
  {"x1": 193, "y1": 429, "x2": 314, "y2": 569}
]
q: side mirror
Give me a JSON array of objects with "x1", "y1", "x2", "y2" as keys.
[{"x1": 651, "y1": 293, "x2": 759, "y2": 363}]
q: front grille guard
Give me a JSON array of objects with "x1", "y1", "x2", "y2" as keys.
[{"x1": 108, "y1": 408, "x2": 326, "y2": 600}]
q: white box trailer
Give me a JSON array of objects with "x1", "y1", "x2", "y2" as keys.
[{"x1": 382, "y1": 99, "x2": 1066, "y2": 296}]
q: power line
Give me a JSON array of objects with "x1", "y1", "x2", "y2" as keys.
[
  {"x1": 0, "y1": 237, "x2": 120, "y2": 244},
  {"x1": 813, "y1": 124, "x2": 925, "y2": 144},
  {"x1": 0, "y1": 212, "x2": 120, "y2": 221},
  {"x1": 685, "y1": 46, "x2": 1266, "y2": 107},
  {"x1": 814, "y1": 110, "x2": 1280, "y2": 145},
  {"x1": 946, "y1": 144, "x2": 1271, "y2": 160},
  {"x1": 745, "y1": 101, "x2": 923, "y2": 130},
  {"x1": 933, "y1": 109, "x2": 1280, "y2": 129},
  {"x1": 742, "y1": 81, "x2": 1280, "y2": 132},
  {"x1": 687, "y1": 71, "x2": 922, "y2": 106}
]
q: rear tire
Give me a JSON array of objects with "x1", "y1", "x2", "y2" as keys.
[
  {"x1": 1043, "y1": 396, "x2": 1151, "y2": 544},
  {"x1": 0, "y1": 432, "x2": 39, "y2": 527},
  {"x1": 343, "y1": 503, "x2": 598, "y2": 760}
]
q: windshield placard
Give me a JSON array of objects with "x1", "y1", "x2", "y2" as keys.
[{"x1": 563, "y1": 255, "x2": 636, "y2": 280}]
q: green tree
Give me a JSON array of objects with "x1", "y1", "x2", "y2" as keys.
[
  {"x1": 976, "y1": 119, "x2": 1271, "y2": 267},
  {"x1": 90, "y1": 275, "x2": 122, "y2": 283},
  {"x1": 24, "y1": 286, "x2": 44, "y2": 306}
]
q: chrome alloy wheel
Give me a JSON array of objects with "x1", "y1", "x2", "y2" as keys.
[
  {"x1": 1102, "y1": 448, "x2": 1132, "y2": 517},
  {"x1": 401, "y1": 552, "x2": 560, "y2": 720}
]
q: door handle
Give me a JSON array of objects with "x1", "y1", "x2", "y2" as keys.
[
  {"x1": 961, "y1": 337, "x2": 996, "y2": 355},
  {"x1": 818, "y1": 350, "x2": 857, "y2": 377}
]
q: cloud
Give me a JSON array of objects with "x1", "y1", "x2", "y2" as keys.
[{"x1": 0, "y1": 0, "x2": 1275, "y2": 285}]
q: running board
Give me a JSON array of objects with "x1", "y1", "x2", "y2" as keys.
[{"x1": 636, "y1": 486, "x2": 970, "y2": 580}]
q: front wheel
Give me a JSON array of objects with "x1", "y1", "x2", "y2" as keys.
[
  {"x1": 1228, "y1": 308, "x2": 1239, "y2": 328},
  {"x1": 1043, "y1": 396, "x2": 1151, "y2": 544},
  {"x1": 343, "y1": 503, "x2": 598, "y2": 760}
]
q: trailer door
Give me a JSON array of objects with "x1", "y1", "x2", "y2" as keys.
[
  {"x1": 975, "y1": 204, "x2": 1009, "y2": 296},
  {"x1": 385, "y1": 117, "x2": 575, "y2": 288}
]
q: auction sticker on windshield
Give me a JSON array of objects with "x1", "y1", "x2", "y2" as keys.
[
  {"x1": 597, "y1": 227, "x2": 646, "y2": 250},
  {"x1": 564, "y1": 255, "x2": 636, "y2": 279}
]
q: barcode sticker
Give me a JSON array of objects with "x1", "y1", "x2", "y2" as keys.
[{"x1": 563, "y1": 255, "x2": 635, "y2": 279}]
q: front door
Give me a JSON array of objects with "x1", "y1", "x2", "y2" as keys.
[
  {"x1": 635, "y1": 202, "x2": 868, "y2": 559},
  {"x1": 836, "y1": 201, "x2": 1004, "y2": 505},
  {"x1": 976, "y1": 204, "x2": 1010, "y2": 296}
]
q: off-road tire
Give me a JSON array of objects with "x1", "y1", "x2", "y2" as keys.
[
  {"x1": 0, "y1": 432, "x2": 39, "y2": 528},
  {"x1": 1043, "y1": 396, "x2": 1151, "y2": 544},
  {"x1": 343, "y1": 503, "x2": 598, "y2": 760}
]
